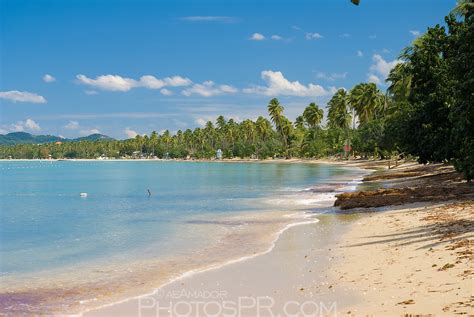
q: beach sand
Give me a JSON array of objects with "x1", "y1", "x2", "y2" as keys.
[{"x1": 85, "y1": 160, "x2": 473, "y2": 317}]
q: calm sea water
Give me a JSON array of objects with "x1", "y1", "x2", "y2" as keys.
[{"x1": 0, "y1": 160, "x2": 365, "y2": 314}]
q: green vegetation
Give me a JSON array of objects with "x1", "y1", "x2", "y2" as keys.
[{"x1": 0, "y1": 3, "x2": 472, "y2": 180}]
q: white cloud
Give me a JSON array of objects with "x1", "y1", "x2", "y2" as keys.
[
  {"x1": 124, "y1": 127, "x2": 139, "y2": 138},
  {"x1": 180, "y1": 16, "x2": 237, "y2": 23},
  {"x1": 250, "y1": 33, "x2": 265, "y2": 41},
  {"x1": 80, "y1": 128, "x2": 101, "y2": 136},
  {"x1": 195, "y1": 118, "x2": 208, "y2": 127},
  {"x1": 0, "y1": 90, "x2": 47, "y2": 103},
  {"x1": 409, "y1": 30, "x2": 421, "y2": 37},
  {"x1": 316, "y1": 72, "x2": 347, "y2": 82},
  {"x1": 243, "y1": 70, "x2": 330, "y2": 97},
  {"x1": 64, "y1": 120, "x2": 80, "y2": 130},
  {"x1": 76, "y1": 74, "x2": 192, "y2": 92},
  {"x1": 292, "y1": 26, "x2": 302, "y2": 31},
  {"x1": 367, "y1": 74, "x2": 381, "y2": 84},
  {"x1": 85, "y1": 90, "x2": 98, "y2": 95},
  {"x1": 24, "y1": 119, "x2": 41, "y2": 131},
  {"x1": 271, "y1": 35, "x2": 283, "y2": 40},
  {"x1": 76, "y1": 74, "x2": 138, "y2": 91},
  {"x1": 1, "y1": 118, "x2": 41, "y2": 133},
  {"x1": 305, "y1": 32, "x2": 323, "y2": 40},
  {"x1": 369, "y1": 54, "x2": 401, "y2": 79},
  {"x1": 357, "y1": 50, "x2": 364, "y2": 57},
  {"x1": 43, "y1": 74, "x2": 56, "y2": 83},
  {"x1": 160, "y1": 88, "x2": 173, "y2": 96},
  {"x1": 381, "y1": 48, "x2": 391, "y2": 54},
  {"x1": 182, "y1": 81, "x2": 238, "y2": 97}
]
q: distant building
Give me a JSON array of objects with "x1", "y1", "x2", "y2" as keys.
[{"x1": 216, "y1": 149, "x2": 223, "y2": 160}]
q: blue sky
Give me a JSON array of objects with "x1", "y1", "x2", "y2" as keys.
[{"x1": 0, "y1": 0, "x2": 455, "y2": 139}]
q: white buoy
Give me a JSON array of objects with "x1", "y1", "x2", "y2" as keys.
[{"x1": 80, "y1": 193, "x2": 88, "y2": 198}]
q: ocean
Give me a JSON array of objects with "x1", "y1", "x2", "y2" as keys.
[{"x1": 0, "y1": 160, "x2": 366, "y2": 315}]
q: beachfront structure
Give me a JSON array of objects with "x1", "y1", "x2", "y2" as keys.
[{"x1": 216, "y1": 149, "x2": 223, "y2": 160}]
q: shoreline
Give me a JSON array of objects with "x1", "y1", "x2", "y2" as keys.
[
  {"x1": 86, "y1": 160, "x2": 472, "y2": 317},
  {"x1": 83, "y1": 163, "x2": 372, "y2": 316},
  {"x1": 1, "y1": 160, "x2": 369, "y2": 316}
]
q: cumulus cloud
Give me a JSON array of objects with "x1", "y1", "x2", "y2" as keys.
[
  {"x1": 43, "y1": 74, "x2": 56, "y2": 83},
  {"x1": 160, "y1": 88, "x2": 173, "y2": 96},
  {"x1": 357, "y1": 50, "x2": 364, "y2": 57},
  {"x1": 409, "y1": 30, "x2": 421, "y2": 37},
  {"x1": 76, "y1": 74, "x2": 138, "y2": 91},
  {"x1": 243, "y1": 70, "x2": 330, "y2": 97},
  {"x1": 367, "y1": 74, "x2": 382, "y2": 84},
  {"x1": 24, "y1": 119, "x2": 41, "y2": 131},
  {"x1": 368, "y1": 54, "x2": 401, "y2": 82},
  {"x1": 76, "y1": 74, "x2": 192, "y2": 92},
  {"x1": 180, "y1": 16, "x2": 237, "y2": 23},
  {"x1": 195, "y1": 118, "x2": 208, "y2": 127},
  {"x1": 250, "y1": 33, "x2": 265, "y2": 41},
  {"x1": 64, "y1": 120, "x2": 80, "y2": 130},
  {"x1": 1, "y1": 118, "x2": 41, "y2": 133},
  {"x1": 124, "y1": 127, "x2": 139, "y2": 138},
  {"x1": 0, "y1": 90, "x2": 47, "y2": 103},
  {"x1": 305, "y1": 32, "x2": 323, "y2": 40},
  {"x1": 181, "y1": 81, "x2": 238, "y2": 97},
  {"x1": 271, "y1": 35, "x2": 283, "y2": 40}
]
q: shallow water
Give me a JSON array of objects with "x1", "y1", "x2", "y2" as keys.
[{"x1": 0, "y1": 161, "x2": 366, "y2": 315}]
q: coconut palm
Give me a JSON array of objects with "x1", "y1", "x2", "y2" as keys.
[
  {"x1": 303, "y1": 103, "x2": 324, "y2": 129},
  {"x1": 387, "y1": 63, "x2": 412, "y2": 102},
  {"x1": 349, "y1": 83, "x2": 383, "y2": 125},
  {"x1": 327, "y1": 89, "x2": 352, "y2": 130}
]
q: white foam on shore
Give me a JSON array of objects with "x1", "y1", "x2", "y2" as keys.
[
  {"x1": 78, "y1": 215, "x2": 319, "y2": 316},
  {"x1": 78, "y1": 166, "x2": 368, "y2": 316}
]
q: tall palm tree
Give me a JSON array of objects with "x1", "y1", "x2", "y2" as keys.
[
  {"x1": 387, "y1": 63, "x2": 412, "y2": 102},
  {"x1": 303, "y1": 102, "x2": 324, "y2": 129},
  {"x1": 267, "y1": 98, "x2": 291, "y2": 157},
  {"x1": 349, "y1": 83, "x2": 383, "y2": 125},
  {"x1": 327, "y1": 89, "x2": 351, "y2": 130}
]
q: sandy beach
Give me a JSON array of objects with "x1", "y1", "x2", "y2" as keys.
[{"x1": 85, "y1": 160, "x2": 473, "y2": 317}]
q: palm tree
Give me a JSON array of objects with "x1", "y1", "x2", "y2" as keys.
[
  {"x1": 327, "y1": 89, "x2": 351, "y2": 130},
  {"x1": 349, "y1": 83, "x2": 383, "y2": 125},
  {"x1": 303, "y1": 102, "x2": 324, "y2": 129},
  {"x1": 267, "y1": 98, "x2": 290, "y2": 157},
  {"x1": 387, "y1": 63, "x2": 412, "y2": 102},
  {"x1": 451, "y1": 0, "x2": 474, "y2": 18}
]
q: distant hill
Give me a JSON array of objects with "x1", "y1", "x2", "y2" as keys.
[
  {"x1": 0, "y1": 132, "x2": 114, "y2": 145},
  {"x1": 74, "y1": 133, "x2": 114, "y2": 142}
]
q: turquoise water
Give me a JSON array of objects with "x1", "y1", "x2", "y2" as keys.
[{"x1": 0, "y1": 160, "x2": 365, "y2": 314}]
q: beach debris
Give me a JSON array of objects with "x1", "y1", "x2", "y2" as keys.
[
  {"x1": 397, "y1": 299, "x2": 415, "y2": 305},
  {"x1": 438, "y1": 263, "x2": 455, "y2": 271},
  {"x1": 80, "y1": 192, "x2": 88, "y2": 197}
]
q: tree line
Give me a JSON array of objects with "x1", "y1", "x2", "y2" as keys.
[{"x1": 1, "y1": 3, "x2": 472, "y2": 180}]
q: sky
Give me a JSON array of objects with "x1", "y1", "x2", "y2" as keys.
[{"x1": 0, "y1": 0, "x2": 456, "y2": 139}]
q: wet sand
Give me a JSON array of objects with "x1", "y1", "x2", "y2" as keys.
[
  {"x1": 86, "y1": 160, "x2": 473, "y2": 317},
  {"x1": 85, "y1": 213, "x2": 364, "y2": 317}
]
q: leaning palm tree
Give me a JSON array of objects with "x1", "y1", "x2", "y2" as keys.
[
  {"x1": 387, "y1": 63, "x2": 412, "y2": 103},
  {"x1": 451, "y1": 0, "x2": 474, "y2": 18}
]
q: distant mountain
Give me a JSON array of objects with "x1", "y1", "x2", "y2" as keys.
[
  {"x1": 74, "y1": 133, "x2": 114, "y2": 142},
  {"x1": 0, "y1": 132, "x2": 114, "y2": 145}
]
